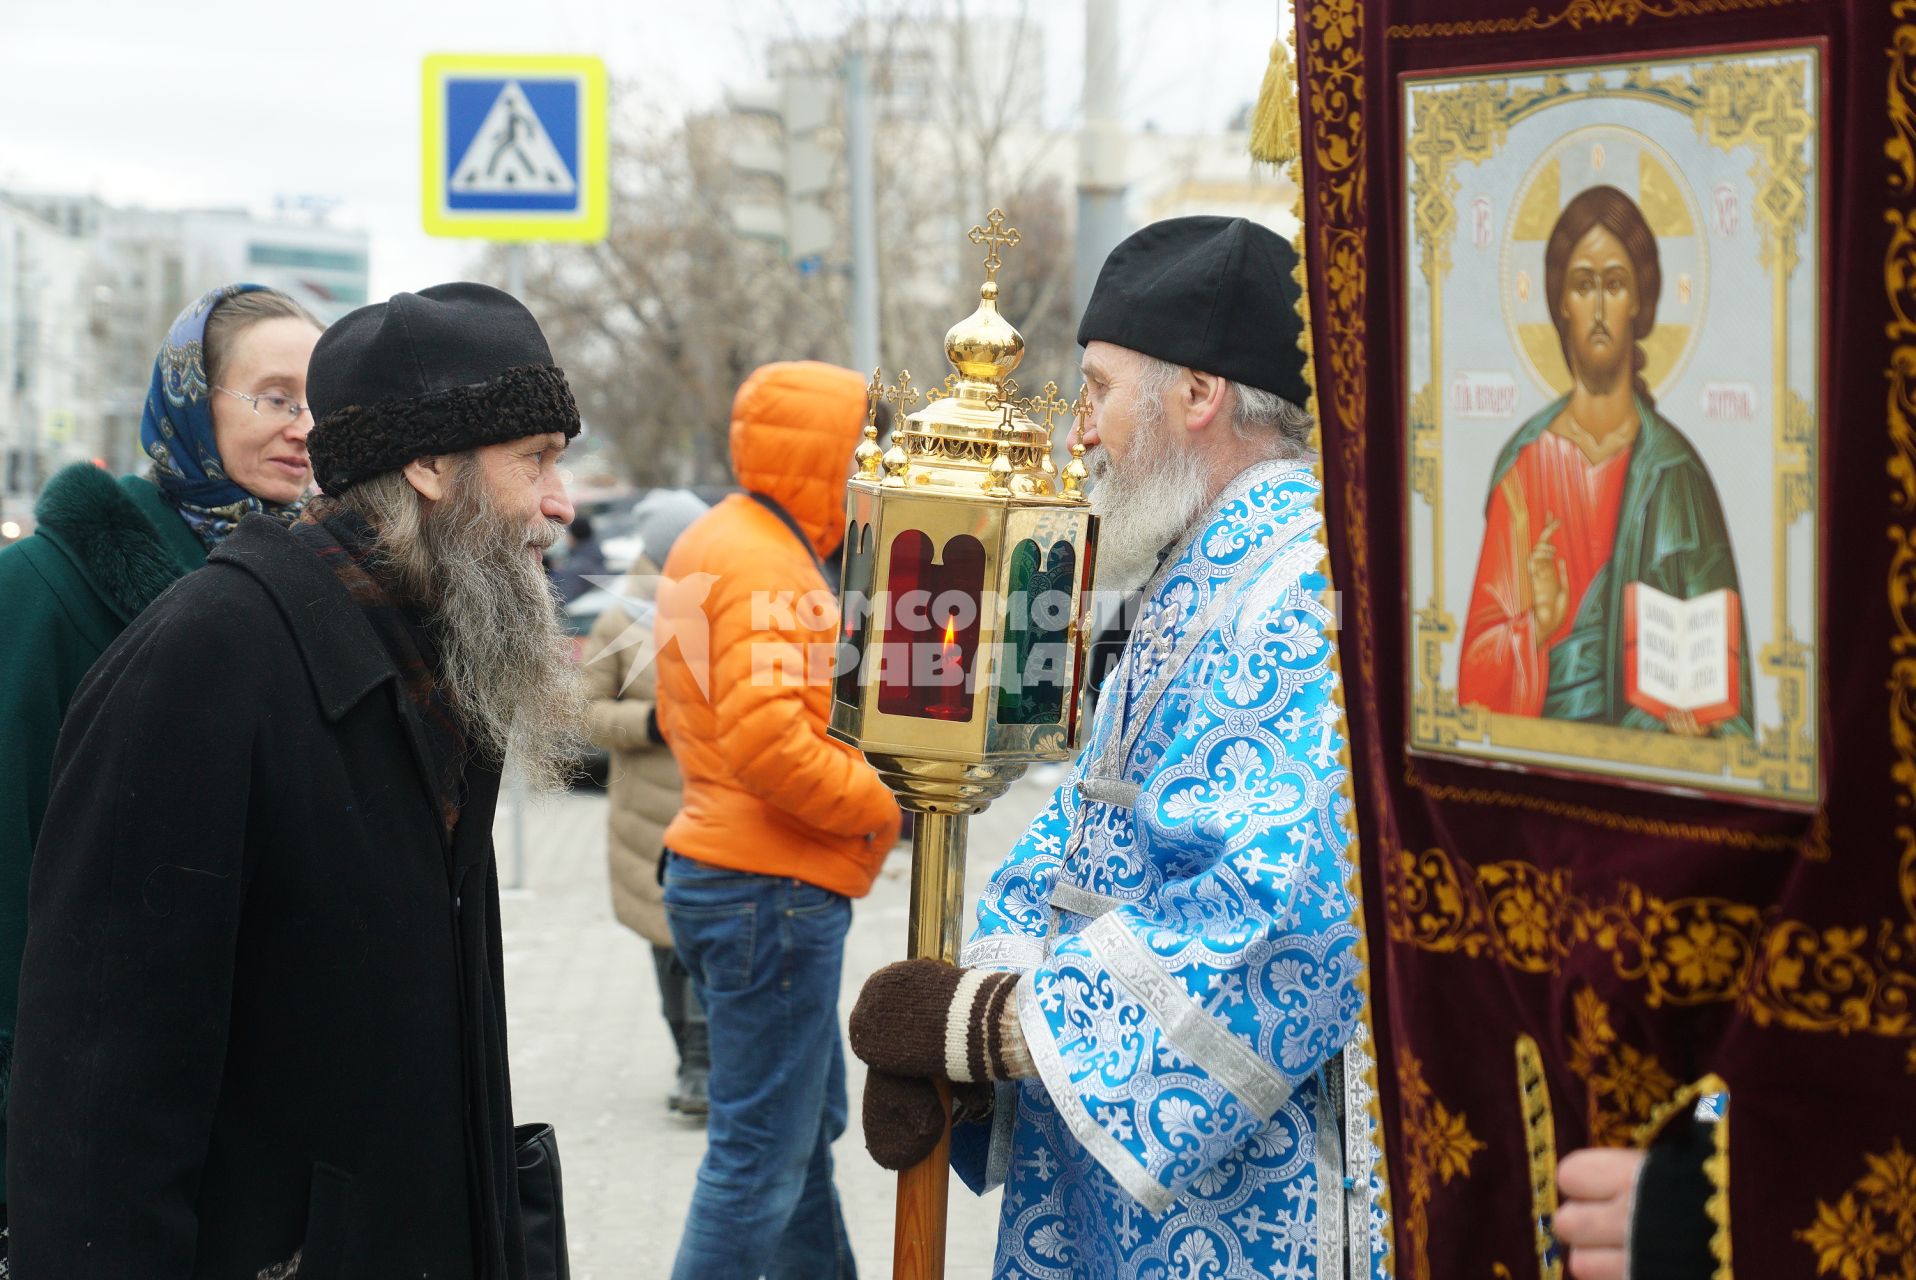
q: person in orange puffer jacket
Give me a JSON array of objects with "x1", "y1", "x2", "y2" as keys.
[{"x1": 653, "y1": 360, "x2": 901, "y2": 1279}]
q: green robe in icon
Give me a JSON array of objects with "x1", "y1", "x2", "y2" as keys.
[{"x1": 1481, "y1": 393, "x2": 1755, "y2": 737}]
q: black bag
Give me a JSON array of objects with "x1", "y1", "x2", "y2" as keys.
[{"x1": 514, "y1": 1122, "x2": 570, "y2": 1280}]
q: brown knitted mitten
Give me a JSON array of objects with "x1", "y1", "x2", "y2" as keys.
[
  {"x1": 848, "y1": 957, "x2": 1025, "y2": 1084},
  {"x1": 861, "y1": 1072, "x2": 995, "y2": 1171}
]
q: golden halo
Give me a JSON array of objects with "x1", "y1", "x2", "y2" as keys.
[{"x1": 1499, "y1": 123, "x2": 1708, "y2": 401}]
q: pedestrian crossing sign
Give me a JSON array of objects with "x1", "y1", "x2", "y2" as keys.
[{"x1": 422, "y1": 54, "x2": 609, "y2": 242}]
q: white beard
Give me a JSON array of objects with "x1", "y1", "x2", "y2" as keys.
[{"x1": 1087, "y1": 411, "x2": 1213, "y2": 592}]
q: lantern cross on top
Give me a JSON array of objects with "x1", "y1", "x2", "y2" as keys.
[
  {"x1": 968, "y1": 208, "x2": 1022, "y2": 283},
  {"x1": 1062, "y1": 382, "x2": 1092, "y2": 498},
  {"x1": 855, "y1": 368, "x2": 886, "y2": 478},
  {"x1": 881, "y1": 369, "x2": 921, "y2": 421},
  {"x1": 983, "y1": 377, "x2": 1023, "y2": 415},
  {"x1": 1024, "y1": 381, "x2": 1070, "y2": 431}
]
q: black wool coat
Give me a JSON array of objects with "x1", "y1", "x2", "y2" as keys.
[{"x1": 8, "y1": 516, "x2": 527, "y2": 1280}]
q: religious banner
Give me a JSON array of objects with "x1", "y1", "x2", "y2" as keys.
[{"x1": 1287, "y1": 2, "x2": 1915, "y2": 1278}]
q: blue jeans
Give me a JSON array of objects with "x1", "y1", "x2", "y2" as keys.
[{"x1": 664, "y1": 854, "x2": 857, "y2": 1280}]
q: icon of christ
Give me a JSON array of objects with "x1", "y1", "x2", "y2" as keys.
[{"x1": 1457, "y1": 184, "x2": 1753, "y2": 738}]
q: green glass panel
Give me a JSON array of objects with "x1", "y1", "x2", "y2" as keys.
[
  {"x1": 997, "y1": 539, "x2": 1073, "y2": 724},
  {"x1": 834, "y1": 522, "x2": 874, "y2": 709}
]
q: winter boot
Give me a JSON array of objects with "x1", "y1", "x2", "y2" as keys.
[{"x1": 673, "y1": 1010, "x2": 710, "y2": 1118}]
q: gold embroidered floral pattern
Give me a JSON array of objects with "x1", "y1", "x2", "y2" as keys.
[
  {"x1": 1301, "y1": 0, "x2": 1372, "y2": 731},
  {"x1": 1385, "y1": 0, "x2": 1812, "y2": 40},
  {"x1": 1398, "y1": 1048, "x2": 1487, "y2": 1280},
  {"x1": 1307, "y1": 0, "x2": 1357, "y2": 49},
  {"x1": 1563, "y1": 988, "x2": 1677, "y2": 1145},
  {"x1": 1480, "y1": 862, "x2": 1570, "y2": 972},
  {"x1": 1385, "y1": 845, "x2": 1916, "y2": 1045},
  {"x1": 1665, "y1": 918, "x2": 1743, "y2": 991},
  {"x1": 1797, "y1": 1142, "x2": 1916, "y2": 1280},
  {"x1": 1890, "y1": 7, "x2": 1916, "y2": 1050}
]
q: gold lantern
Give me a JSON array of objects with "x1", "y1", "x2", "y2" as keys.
[{"x1": 828, "y1": 210, "x2": 1099, "y2": 1277}]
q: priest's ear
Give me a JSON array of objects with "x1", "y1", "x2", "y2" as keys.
[
  {"x1": 403, "y1": 454, "x2": 451, "y2": 503},
  {"x1": 1174, "y1": 367, "x2": 1230, "y2": 436}
]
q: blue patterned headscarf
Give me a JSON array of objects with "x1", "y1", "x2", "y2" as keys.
[{"x1": 142, "y1": 283, "x2": 309, "y2": 548}]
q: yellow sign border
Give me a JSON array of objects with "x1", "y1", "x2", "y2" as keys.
[{"x1": 421, "y1": 53, "x2": 608, "y2": 243}]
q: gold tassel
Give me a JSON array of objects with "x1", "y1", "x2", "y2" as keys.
[{"x1": 1248, "y1": 38, "x2": 1300, "y2": 167}]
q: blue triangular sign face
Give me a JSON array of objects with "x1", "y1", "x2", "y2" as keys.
[{"x1": 450, "y1": 81, "x2": 577, "y2": 195}]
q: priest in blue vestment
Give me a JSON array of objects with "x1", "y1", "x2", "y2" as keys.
[{"x1": 850, "y1": 216, "x2": 1390, "y2": 1280}]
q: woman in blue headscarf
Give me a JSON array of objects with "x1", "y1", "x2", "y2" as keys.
[
  {"x1": 140, "y1": 284, "x2": 322, "y2": 545},
  {"x1": 0, "y1": 282, "x2": 320, "y2": 1255}
]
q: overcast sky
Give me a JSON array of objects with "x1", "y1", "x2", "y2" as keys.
[{"x1": 3, "y1": 0, "x2": 1289, "y2": 300}]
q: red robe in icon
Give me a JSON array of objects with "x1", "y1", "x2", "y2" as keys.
[{"x1": 1457, "y1": 424, "x2": 1633, "y2": 716}]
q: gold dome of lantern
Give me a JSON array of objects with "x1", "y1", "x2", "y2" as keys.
[
  {"x1": 944, "y1": 279, "x2": 1025, "y2": 383},
  {"x1": 857, "y1": 209, "x2": 1080, "y2": 500}
]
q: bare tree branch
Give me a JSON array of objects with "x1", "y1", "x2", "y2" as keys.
[{"x1": 488, "y1": 2, "x2": 1086, "y2": 489}]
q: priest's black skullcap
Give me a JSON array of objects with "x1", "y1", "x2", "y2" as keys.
[
  {"x1": 1076, "y1": 216, "x2": 1309, "y2": 407},
  {"x1": 308, "y1": 282, "x2": 580, "y2": 494}
]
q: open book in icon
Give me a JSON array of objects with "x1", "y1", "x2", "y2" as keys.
[{"x1": 1623, "y1": 583, "x2": 1742, "y2": 727}]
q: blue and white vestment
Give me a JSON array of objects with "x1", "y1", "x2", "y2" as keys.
[{"x1": 956, "y1": 462, "x2": 1390, "y2": 1280}]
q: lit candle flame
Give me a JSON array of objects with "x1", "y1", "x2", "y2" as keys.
[{"x1": 943, "y1": 613, "x2": 958, "y2": 649}]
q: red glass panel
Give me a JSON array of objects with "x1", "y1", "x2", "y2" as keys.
[{"x1": 878, "y1": 531, "x2": 987, "y2": 721}]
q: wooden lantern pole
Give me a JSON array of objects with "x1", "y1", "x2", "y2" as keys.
[{"x1": 893, "y1": 811, "x2": 969, "y2": 1280}]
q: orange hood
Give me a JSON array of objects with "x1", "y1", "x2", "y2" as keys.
[{"x1": 728, "y1": 361, "x2": 866, "y2": 559}]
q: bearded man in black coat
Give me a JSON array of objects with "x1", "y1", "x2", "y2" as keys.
[{"x1": 8, "y1": 283, "x2": 586, "y2": 1279}]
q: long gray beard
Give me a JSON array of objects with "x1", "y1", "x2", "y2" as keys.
[
  {"x1": 1087, "y1": 401, "x2": 1213, "y2": 592},
  {"x1": 419, "y1": 476, "x2": 587, "y2": 794}
]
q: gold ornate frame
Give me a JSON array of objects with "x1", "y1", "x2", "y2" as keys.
[{"x1": 1402, "y1": 45, "x2": 1824, "y2": 807}]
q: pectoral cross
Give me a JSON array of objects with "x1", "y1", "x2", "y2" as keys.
[{"x1": 967, "y1": 208, "x2": 1021, "y2": 282}]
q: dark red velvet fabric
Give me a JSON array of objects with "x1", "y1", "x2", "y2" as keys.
[{"x1": 1292, "y1": 1, "x2": 1913, "y2": 1275}]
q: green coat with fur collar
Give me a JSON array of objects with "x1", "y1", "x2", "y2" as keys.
[{"x1": 0, "y1": 464, "x2": 204, "y2": 1200}]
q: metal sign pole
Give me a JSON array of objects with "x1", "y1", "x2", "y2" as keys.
[{"x1": 505, "y1": 242, "x2": 526, "y2": 299}]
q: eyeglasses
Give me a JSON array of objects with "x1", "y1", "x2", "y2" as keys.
[{"x1": 215, "y1": 385, "x2": 311, "y2": 425}]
